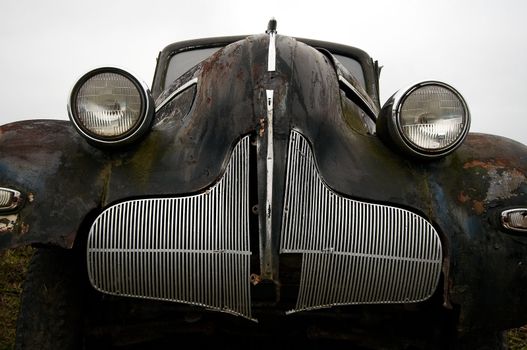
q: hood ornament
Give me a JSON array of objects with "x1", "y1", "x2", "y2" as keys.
[{"x1": 266, "y1": 18, "x2": 277, "y2": 34}]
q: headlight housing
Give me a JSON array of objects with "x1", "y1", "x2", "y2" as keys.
[
  {"x1": 68, "y1": 67, "x2": 154, "y2": 147},
  {"x1": 377, "y1": 81, "x2": 470, "y2": 159}
]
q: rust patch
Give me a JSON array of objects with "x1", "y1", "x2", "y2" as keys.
[
  {"x1": 463, "y1": 159, "x2": 508, "y2": 169},
  {"x1": 258, "y1": 117, "x2": 266, "y2": 138},
  {"x1": 463, "y1": 159, "x2": 526, "y2": 203},
  {"x1": 458, "y1": 191, "x2": 470, "y2": 204},
  {"x1": 20, "y1": 223, "x2": 29, "y2": 235},
  {"x1": 472, "y1": 200, "x2": 485, "y2": 215},
  {"x1": 486, "y1": 167, "x2": 525, "y2": 201},
  {"x1": 250, "y1": 273, "x2": 262, "y2": 286},
  {"x1": 0, "y1": 214, "x2": 18, "y2": 234},
  {"x1": 457, "y1": 191, "x2": 486, "y2": 214}
]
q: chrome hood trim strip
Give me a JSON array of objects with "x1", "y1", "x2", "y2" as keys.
[
  {"x1": 87, "y1": 136, "x2": 254, "y2": 320},
  {"x1": 155, "y1": 77, "x2": 198, "y2": 113},
  {"x1": 281, "y1": 131, "x2": 442, "y2": 313}
]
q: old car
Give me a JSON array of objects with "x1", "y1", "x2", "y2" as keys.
[{"x1": 1, "y1": 19, "x2": 526, "y2": 349}]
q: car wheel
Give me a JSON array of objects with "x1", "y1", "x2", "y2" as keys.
[{"x1": 15, "y1": 247, "x2": 85, "y2": 350}]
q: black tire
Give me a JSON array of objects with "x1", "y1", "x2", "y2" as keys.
[{"x1": 15, "y1": 247, "x2": 85, "y2": 350}]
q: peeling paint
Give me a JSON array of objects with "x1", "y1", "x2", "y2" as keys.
[
  {"x1": 462, "y1": 160, "x2": 527, "y2": 205},
  {"x1": 0, "y1": 214, "x2": 18, "y2": 233},
  {"x1": 258, "y1": 118, "x2": 266, "y2": 137},
  {"x1": 486, "y1": 168, "x2": 525, "y2": 201},
  {"x1": 20, "y1": 223, "x2": 29, "y2": 235}
]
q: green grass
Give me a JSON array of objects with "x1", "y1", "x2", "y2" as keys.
[
  {"x1": 0, "y1": 246, "x2": 34, "y2": 350},
  {"x1": 0, "y1": 246, "x2": 526, "y2": 349},
  {"x1": 509, "y1": 325, "x2": 527, "y2": 350}
]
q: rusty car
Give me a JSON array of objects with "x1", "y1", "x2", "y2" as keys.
[{"x1": 1, "y1": 19, "x2": 526, "y2": 349}]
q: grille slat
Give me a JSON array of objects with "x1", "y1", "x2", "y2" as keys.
[
  {"x1": 281, "y1": 131, "x2": 442, "y2": 313},
  {"x1": 87, "y1": 136, "x2": 253, "y2": 320}
]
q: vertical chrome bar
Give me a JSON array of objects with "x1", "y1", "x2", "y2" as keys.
[
  {"x1": 268, "y1": 32, "x2": 276, "y2": 72},
  {"x1": 262, "y1": 89, "x2": 275, "y2": 278}
]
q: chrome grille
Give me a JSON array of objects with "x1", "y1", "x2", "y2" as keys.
[
  {"x1": 87, "y1": 136, "x2": 253, "y2": 320},
  {"x1": 281, "y1": 131, "x2": 442, "y2": 313}
]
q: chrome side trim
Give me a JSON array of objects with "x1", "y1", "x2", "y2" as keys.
[
  {"x1": 155, "y1": 77, "x2": 198, "y2": 113},
  {"x1": 87, "y1": 136, "x2": 254, "y2": 320},
  {"x1": 338, "y1": 75, "x2": 379, "y2": 118},
  {"x1": 281, "y1": 131, "x2": 442, "y2": 313}
]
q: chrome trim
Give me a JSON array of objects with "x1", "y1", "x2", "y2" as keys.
[
  {"x1": 268, "y1": 32, "x2": 276, "y2": 72},
  {"x1": 0, "y1": 187, "x2": 21, "y2": 212},
  {"x1": 87, "y1": 136, "x2": 254, "y2": 321},
  {"x1": 501, "y1": 208, "x2": 527, "y2": 233},
  {"x1": 155, "y1": 77, "x2": 198, "y2": 113},
  {"x1": 338, "y1": 75, "x2": 378, "y2": 118},
  {"x1": 262, "y1": 90, "x2": 275, "y2": 278},
  {"x1": 281, "y1": 131, "x2": 443, "y2": 313}
]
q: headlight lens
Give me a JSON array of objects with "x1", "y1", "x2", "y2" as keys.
[
  {"x1": 377, "y1": 81, "x2": 470, "y2": 159},
  {"x1": 68, "y1": 67, "x2": 154, "y2": 146},
  {"x1": 398, "y1": 84, "x2": 468, "y2": 152}
]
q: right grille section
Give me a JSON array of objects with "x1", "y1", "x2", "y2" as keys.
[{"x1": 281, "y1": 131, "x2": 442, "y2": 313}]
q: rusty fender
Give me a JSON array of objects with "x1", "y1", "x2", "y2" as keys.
[
  {"x1": 0, "y1": 116, "x2": 242, "y2": 251},
  {"x1": 0, "y1": 120, "x2": 110, "y2": 250},
  {"x1": 424, "y1": 133, "x2": 527, "y2": 332},
  {"x1": 306, "y1": 121, "x2": 527, "y2": 330}
]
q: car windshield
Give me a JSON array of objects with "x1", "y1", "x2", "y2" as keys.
[
  {"x1": 164, "y1": 47, "x2": 221, "y2": 90},
  {"x1": 164, "y1": 46, "x2": 366, "y2": 91}
]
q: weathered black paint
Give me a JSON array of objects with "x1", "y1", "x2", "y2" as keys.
[{"x1": 0, "y1": 33, "x2": 526, "y2": 333}]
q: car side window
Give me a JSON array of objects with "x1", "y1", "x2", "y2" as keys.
[
  {"x1": 333, "y1": 54, "x2": 366, "y2": 89},
  {"x1": 165, "y1": 47, "x2": 221, "y2": 89}
]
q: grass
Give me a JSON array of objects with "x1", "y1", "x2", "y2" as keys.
[
  {"x1": 509, "y1": 325, "x2": 527, "y2": 350},
  {"x1": 0, "y1": 246, "x2": 526, "y2": 349},
  {"x1": 0, "y1": 246, "x2": 34, "y2": 350}
]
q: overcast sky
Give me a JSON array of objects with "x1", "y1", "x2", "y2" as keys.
[{"x1": 1, "y1": 0, "x2": 525, "y2": 146}]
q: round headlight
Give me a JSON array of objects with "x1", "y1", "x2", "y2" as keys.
[
  {"x1": 377, "y1": 81, "x2": 470, "y2": 159},
  {"x1": 68, "y1": 67, "x2": 154, "y2": 146}
]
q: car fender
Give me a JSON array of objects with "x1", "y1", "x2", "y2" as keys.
[{"x1": 0, "y1": 120, "x2": 109, "y2": 250}]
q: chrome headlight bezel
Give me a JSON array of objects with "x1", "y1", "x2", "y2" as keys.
[
  {"x1": 68, "y1": 67, "x2": 154, "y2": 147},
  {"x1": 377, "y1": 81, "x2": 471, "y2": 159}
]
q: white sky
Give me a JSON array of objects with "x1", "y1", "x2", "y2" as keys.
[{"x1": 1, "y1": 0, "x2": 526, "y2": 145}]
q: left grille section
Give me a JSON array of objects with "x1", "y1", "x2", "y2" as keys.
[{"x1": 87, "y1": 136, "x2": 253, "y2": 320}]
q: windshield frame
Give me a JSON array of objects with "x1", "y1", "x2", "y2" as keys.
[{"x1": 152, "y1": 35, "x2": 380, "y2": 108}]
